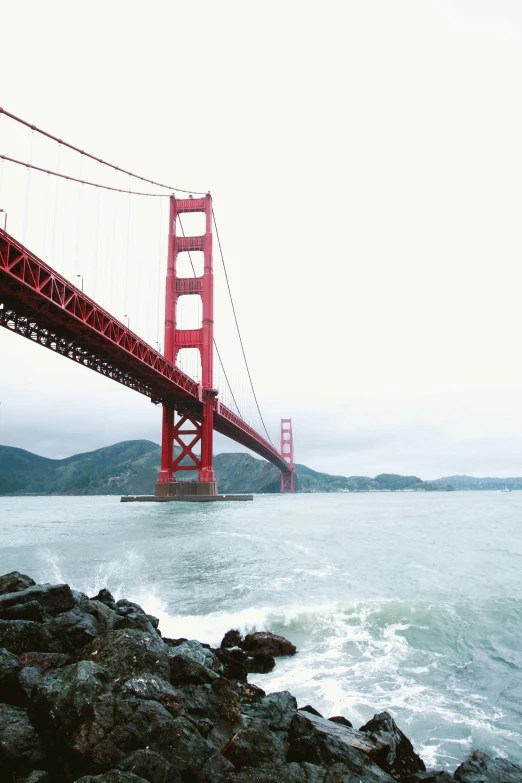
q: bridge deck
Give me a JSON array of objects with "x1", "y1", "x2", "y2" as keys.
[{"x1": 0, "y1": 229, "x2": 290, "y2": 475}]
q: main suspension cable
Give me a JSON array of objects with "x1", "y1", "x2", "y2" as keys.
[
  {"x1": 0, "y1": 107, "x2": 207, "y2": 195},
  {"x1": 0, "y1": 154, "x2": 170, "y2": 197},
  {"x1": 212, "y1": 207, "x2": 274, "y2": 445}
]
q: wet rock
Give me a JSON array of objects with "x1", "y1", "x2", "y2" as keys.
[
  {"x1": 76, "y1": 629, "x2": 170, "y2": 683},
  {"x1": 19, "y1": 651, "x2": 70, "y2": 672},
  {"x1": 118, "y1": 748, "x2": 179, "y2": 783},
  {"x1": 329, "y1": 716, "x2": 353, "y2": 729},
  {"x1": 0, "y1": 619, "x2": 54, "y2": 654},
  {"x1": 214, "y1": 646, "x2": 249, "y2": 683},
  {"x1": 226, "y1": 762, "x2": 325, "y2": 782},
  {"x1": 47, "y1": 607, "x2": 102, "y2": 652},
  {"x1": 0, "y1": 702, "x2": 45, "y2": 773},
  {"x1": 15, "y1": 772, "x2": 49, "y2": 783},
  {"x1": 454, "y1": 750, "x2": 522, "y2": 782},
  {"x1": 19, "y1": 665, "x2": 44, "y2": 700},
  {"x1": 300, "y1": 705, "x2": 324, "y2": 718},
  {"x1": 115, "y1": 599, "x2": 159, "y2": 635},
  {"x1": 0, "y1": 599, "x2": 45, "y2": 623},
  {"x1": 169, "y1": 638, "x2": 223, "y2": 672},
  {"x1": 245, "y1": 652, "x2": 276, "y2": 674},
  {"x1": 221, "y1": 629, "x2": 243, "y2": 649},
  {"x1": 198, "y1": 750, "x2": 235, "y2": 782},
  {"x1": 405, "y1": 773, "x2": 454, "y2": 782},
  {"x1": 0, "y1": 646, "x2": 23, "y2": 704},
  {"x1": 360, "y1": 711, "x2": 425, "y2": 779},
  {"x1": 287, "y1": 711, "x2": 393, "y2": 782},
  {"x1": 223, "y1": 716, "x2": 287, "y2": 768},
  {"x1": 91, "y1": 588, "x2": 118, "y2": 611},
  {"x1": 0, "y1": 582, "x2": 75, "y2": 617},
  {"x1": 169, "y1": 654, "x2": 219, "y2": 685},
  {"x1": 242, "y1": 690, "x2": 298, "y2": 731},
  {"x1": 33, "y1": 660, "x2": 109, "y2": 730},
  {"x1": 0, "y1": 571, "x2": 36, "y2": 595},
  {"x1": 75, "y1": 773, "x2": 149, "y2": 783},
  {"x1": 238, "y1": 682, "x2": 266, "y2": 704},
  {"x1": 119, "y1": 672, "x2": 184, "y2": 717},
  {"x1": 242, "y1": 631, "x2": 297, "y2": 657}
]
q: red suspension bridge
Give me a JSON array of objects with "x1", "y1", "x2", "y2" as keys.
[{"x1": 0, "y1": 108, "x2": 296, "y2": 497}]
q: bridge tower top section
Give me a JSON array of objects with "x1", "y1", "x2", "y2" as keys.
[{"x1": 280, "y1": 417, "x2": 296, "y2": 492}]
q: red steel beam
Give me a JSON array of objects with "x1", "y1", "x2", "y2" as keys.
[{"x1": 0, "y1": 229, "x2": 290, "y2": 475}]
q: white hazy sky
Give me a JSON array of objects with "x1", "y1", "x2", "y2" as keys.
[{"x1": 1, "y1": 0, "x2": 522, "y2": 479}]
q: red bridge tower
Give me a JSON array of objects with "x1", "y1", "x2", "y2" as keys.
[
  {"x1": 156, "y1": 194, "x2": 217, "y2": 497},
  {"x1": 280, "y1": 418, "x2": 296, "y2": 492}
]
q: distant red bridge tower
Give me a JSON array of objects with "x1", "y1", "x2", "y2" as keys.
[
  {"x1": 156, "y1": 194, "x2": 217, "y2": 497},
  {"x1": 280, "y1": 418, "x2": 296, "y2": 492}
]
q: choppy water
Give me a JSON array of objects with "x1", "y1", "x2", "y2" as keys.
[{"x1": 1, "y1": 491, "x2": 521, "y2": 770}]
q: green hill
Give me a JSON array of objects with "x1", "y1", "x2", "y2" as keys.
[{"x1": 0, "y1": 440, "x2": 454, "y2": 496}]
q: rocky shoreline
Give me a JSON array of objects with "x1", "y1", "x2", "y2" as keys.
[{"x1": 0, "y1": 571, "x2": 520, "y2": 783}]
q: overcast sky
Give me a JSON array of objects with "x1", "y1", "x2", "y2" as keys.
[{"x1": 1, "y1": 0, "x2": 522, "y2": 480}]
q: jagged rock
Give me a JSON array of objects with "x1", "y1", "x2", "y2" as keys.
[
  {"x1": 0, "y1": 582, "x2": 75, "y2": 617},
  {"x1": 169, "y1": 654, "x2": 218, "y2": 684},
  {"x1": 75, "y1": 773, "x2": 149, "y2": 783},
  {"x1": 287, "y1": 711, "x2": 394, "y2": 782},
  {"x1": 19, "y1": 651, "x2": 70, "y2": 671},
  {"x1": 19, "y1": 665, "x2": 44, "y2": 700},
  {"x1": 115, "y1": 599, "x2": 159, "y2": 635},
  {"x1": 47, "y1": 607, "x2": 102, "y2": 652},
  {"x1": 0, "y1": 619, "x2": 54, "y2": 654},
  {"x1": 223, "y1": 716, "x2": 287, "y2": 768},
  {"x1": 76, "y1": 629, "x2": 170, "y2": 682},
  {"x1": 245, "y1": 652, "x2": 276, "y2": 674},
  {"x1": 214, "y1": 646, "x2": 249, "y2": 682},
  {"x1": 241, "y1": 631, "x2": 297, "y2": 657},
  {"x1": 13, "y1": 771, "x2": 49, "y2": 783},
  {"x1": 454, "y1": 750, "x2": 522, "y2": 782},
  {"x1": 118, "y1": 748, "x2": 179, "y2": 783},
  {"x1": 120, "y1": 672, "x2": 184, "y2": 717},
  {"x1": 0, "y1": 646, "x2": 24, "y2": 704},
  {"x1": 238, "y1": 682, "x2": 266, "y2": 704},
  {"x1": 221, "y1": 629, "x2": 243, "y2": 649},
  {"x1": 0, "y1": 599, "x2": 45, "y2": 623},
  {"x1": 329, "y1": 716, "x2": 353, "y2": 728},
  {"x1": 242, "y1": 690, "x2": 298, "y2": 731},
  {"x1": 405, "y1": 773, "x2": 454, "y2": 782},
  {"x1": 0, "y1": 703, "x2": 45, "y2": 772},
  {"x1": 226, "y1": 762, "x2": 326, "y2": 782},
  {"x1": 360, "y1": 711, "x2": 425, "y2": 779},
  {"x1": 0, "y1": 571, "x2": 36, "y2": 595},
  {"x1": 33, "y1": 660, "x2": 109, "y2": 730},
  {"x1": 168, "y1": 639, "x2": 223, "y2": 672},
  {"x1": 300, "y1": 705, "x2": 324, "y2": 718},
  {"x1": 91, "y1": 588, "x2": 118, "y2": 611}
]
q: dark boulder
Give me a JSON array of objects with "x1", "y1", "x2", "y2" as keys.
[
  {"x1": 287, "y1": 711, "x2": 393, "y2": 782},
  {"x1": 221, "y1": 629, "x2": 243, "y2": 649},
  {"x1": 0, "y1": 582, "x2": 75, "y2": 617},
  {"x1": 118, "y1": 748, "x2": 179, "y2": 783},
  {"x1": 13, "y1": 771, "x2": 49, "y2": 783},
  {"x1": 33, "y1": 660, "x2": 109, "y2": 730},
  {"x1": 405, "y1": 773, "x2": 454, "y2": 782},
  {"x1": 329, "y1": 716, "x2": 353, "y2": 728},
  {"x1": 75, "y1": 773, "x2": 149, "y2": 783},
  {"x1": 0, "y1": 599, "x2": 45, "y2": 623},
  {"x1": 19, "y1": 651, "x2": 70, "y2": 672},
  {"x1": 0, "y1": 571, "x2": 36, "y2": 595},
  {"x1": 214, "y1": 646, "x2": 249, "y2": 683},
  {"x1": 299, "y1": 705, "x2": 324, "y2": 718},
  {"x1": 169, "y1": 654, "x2": 218, "y2": 685},
  {"x1": 90, "y1": 588, "x2": 118, "y2": 611},
  {"x1": 360, "y1": 711, "x2": 425, "y2": 779},
  {"x1": 0, "y1": 702, "x2": 45, "y2": 773},
  {"x1": 119, "y1": 673, "x2": 184, "y2": 718},
  {"x1": 76, "y1": 629, "x2": 170, "y2": 682},
  {"x1": 223, "y1": 716, "x2": 287, "y2": 768},
  {"x1": 242, "y1": 690, "x2": 298, "y2": 731},
  {"x1": 226, "y1": 761, "x2": 326, "y2": 782},
  {"x1": 245, "y1": 652, "x2": 276, "y2": 674},
  {"x1": 0, "y1": 619, "x2": 54, "y2": 654},
  {"x1": 0, "y1": 646, "x2": 24, "y2": 704},
  {"x1": 47, "y1": 607, "x2": 102, "y2": 653},
  {"x1": 454, "y1": 750, "x2": 522, "y2": 782},
  {"x1": 241, "y1": 631, "x2": 296, "y2": 657},
  {"x1": 168, "y1": 639, "x2": 223, "y2": 673}
]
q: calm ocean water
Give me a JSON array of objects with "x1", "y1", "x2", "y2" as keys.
[{"x1": 0, "y1": 491, "x2": 521, "y2": 770}]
